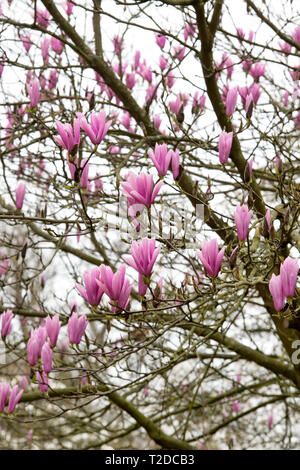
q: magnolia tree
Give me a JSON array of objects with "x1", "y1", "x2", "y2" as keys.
[{"x1": 0, "y1": 0, "x2": 299, "y2": 451}]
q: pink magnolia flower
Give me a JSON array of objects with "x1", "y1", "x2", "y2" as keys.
[
  {"x1": 121, "y1": 172, "x2": 163, "y2": 214},
  {"x1": 249, "y1": 83, "x2": 261, "y2": 104},
  {"x1": 54, "y1": 119, "x2": 81, "y2": 153},
  {"x1": 244, "y1": 159, "x2": 253, "y2": 182},
  {"x1": 68, "y1": 312, "x2": 88, "y2": 345},
  {"x1": 236, "y1": 28, "x2": 245, "y2": 41},
  {"x1": 134, "y1": 50, "x2": 141, "y2": 70},
  {"x1": 7, "y1": 385, "x2": 23, "y2": 414},
  {"x1": 222, "y1": 54, "x2": 234, "y2": 79},
  {"x1": 245, "y1": 94, "x2": 254, "y2": 116},
  {"x1": 173, "y1": 45, "x2": 185, "y2": 61},
  {"x1": 232, "y1": 400, "x2": 241, "y2": 413},
  {"x1": 283, "y1": 90, "x2": 289, "y2": 107},
  {"x1": 124, "y1": 238, "x2": 160, "y2": 296},
  {"x1": 293, "y1": 26, "x2": 300, "y2": 45},
  {"x1": 226, "y1": 87, "x2": 238, "y2": 116},
  {"x1": 26, "y1": 78, "x2": 40, "y2": 108},
  {"x1": 51, "y1": 37, "x2": 63, "y2": 55},
  {"x1": 269, "y1": 273, "x2": 285, "y2": 311},
  {"x1": 267, "y1": 413, "x2": 274, "y2": 430},
  {"x1": 15, "y1": 183, "x2": 26, "y2": 209},
  {"x1": 265, "y1": 209, "x2": 272, "y2": 233},
  {"x1": 197, "y1": 239, "x2": 225, "y2": 278},
  {"x1": 218, "y1": 131, "x2": 233, "y2": 164},
  {"x1": 64, "y1": 1, "x2": 74, "y2": 16},
  {"x1": 36, "y1": 326, "x2": 47, "y2": 352},
  {"x1": 145, "y1": 84, "x2": 157, "y2": 104},
  {"x1": 94, "y1": 174, "x2": 103, "y2": 192},
  {"x1": 35, "y1": 9, "x2": 50, "y2": 29},
  {"x1": 45, "y1": 314, "x2": 61, "y2": 347},
  {"x1": 0, "y1": 383, "x2": 10, "y2": 412},
  {"x1": 126, "y1": 72, "x2": 136, "y2": 90},
  {"x1": 171, "y1": 149, "x2": 180, "y2": 180},
  {"x1": 143, "y1": 67, "x2": 152, "y2": 84},
  {"x1": 234, "y1": 205, "x2": 252, "y2": 241},
  {"x1": 41, "y1": 342, "x2": 53, "y2": 374},
  {"x1": 1, "y1": 309, "x2": 13, "y2": 338},
  {"x1": 155, "y1": 33, "x2": 166, "y2": 49},
  {"x1": 192, "y1": 92, "x2": 206, "y2": 114},
  {"x1": 242, "y1": 57, "x2": 252, "y2": 73},
  {"x1": 248, "y1": 30, "x2": 254, "y2": 42},
  {"x1": 27, "y1": 335, "x2": 40, "y2": 366},
  {"x1": 79, "y1": 111, "x2": 112, "y2": 145},
  {"x1": 20, "y1": 34, "x2": 32, "y2": 52},
  {"x1": 250, "y1": 63, "x2": 266, "y2": 79},
  {"x1": 120, "y1": 111, "x2": 132, "y2": 130},
  {"x1": 280, "y1": 257, "x2": 299, "y2": 299},
  {"x1": 96, "y1": 264, "x2": 132, "y2": 311},
  {"x1": 279, "y1": 42, "x2": 292, "y2": 54},
  {"x1": 75, "y1": 268, "x2": 104, "y2": 306},
  {"x1": 290, "y1": 67, "x2": 300, "y2": 81},
  {"x1": 166, "y1": 71, "x2": 175, "y2": 88},
  {"x1": 41, "y1": 38, "x2": 50, "y2": 63},
  {"x1": 183, "y1": 22, "x2": 196, "y2": 41},
  {"x1": 159, "y1": 55, "x2": 168, "y2": 71},
  {"x1": 113, "y1": 35, "x2": 123, "y2": 55},
  {"x1": 148, "y1": 143, "x2": 174, "y2": 177},
  {"x1": 239, "y1": 86, "x2": 248, "y2": 104}
]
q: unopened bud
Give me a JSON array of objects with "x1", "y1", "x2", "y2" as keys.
[
  {"x1": 229, "y1": 246, "x2": 239, "y2": 269},
  {"x1": 177, "y1": 105, "x2": 184, "y2": 124},
  {"x1": 21, "y1": 241, "x2": 28, "y2": 259}
]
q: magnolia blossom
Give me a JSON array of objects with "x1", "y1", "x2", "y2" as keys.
[
  {"x1": 280, "y1": 257, "x2": 299, "y2": 298},
  {"x1": 41, "y1": 342, "x2": 53, "y2": 374},
  {"x1": 75, "y1": 268, "x2": 104, "y2": 306},
  {"x1": 148, "y1": 144, "x2": 174, "y2": 177},
  {"x1": 7, "y1": 385, "x2": 23, "y2": 414},
  {"x1": 269, "y1": 273, "x2": 285, "y2": 311},
  {"x1": 79, "y1": 111, "x2": 112, "y2": 145},
  {"x1": 197, "y1": 239, "x2": 225, "y2": 278},
  {"x1": 96, "y1": 264, "x2": 132, "y2": 310},
  {"x1": 121, "y1": 171, "x2": 163, "y2": 217},
  {"x1": 0, "y1": 383, "x2": 10, "y2": 412},
  {"x1": 124, "y1": 238, "x2": 160, "y2": 296},
  {"x1": 226, "y1": 87, "x2": 238, "y2": 116},
  {"x1": 54, "y1": 119, "x2": 80, "y2": 153},
  {"x1": 234, "y1": 205, "x2": 253, "y2": 241},
  {"x1": 26, "y1": 78, "x2": 40, "y2": 108},
  {"x1": 219, "y1": 131, "x2": 233, "y2": 164},
  {"x1": 15, "y1": 183, "x2": 26, "y2": 209},
  {"x1": 45, "y1": 314, "x2": 61, "y2": 347},
  {"x1": 68, "y1": 312, "x2": 88, "y2": 345},
  {"x1": 250, "y1": 62, "x2": 266, "y2": 79},
  {"x1": 1, "y1": 310, "x2": 13, "y2": 338},
  {"x1": 155, "y1": 33, "x2": 166, "y2": 49}
]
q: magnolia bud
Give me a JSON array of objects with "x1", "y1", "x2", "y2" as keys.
[{"x1": 177, "y1": 105, "x2": 184, "y2": 124}]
